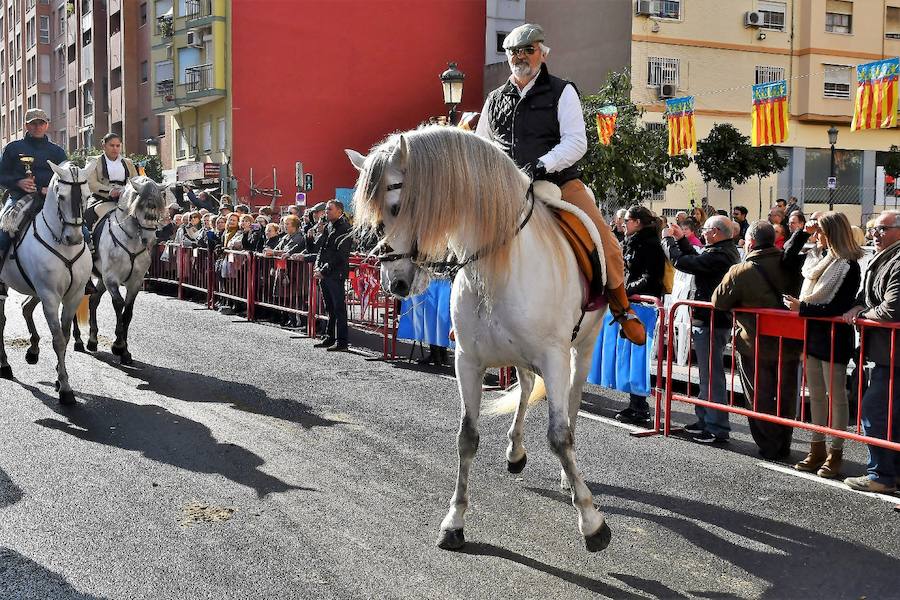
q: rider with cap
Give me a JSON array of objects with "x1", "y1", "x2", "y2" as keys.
[
  {"x1": 475, "y1": 23, "x2": 644, "y2": 344},
  {"x1": 0, "y1": 108, "x2": 68, "y2": 268},
  {"x1": 85, "y1": 132, "x2": 139, "y2": 241}
]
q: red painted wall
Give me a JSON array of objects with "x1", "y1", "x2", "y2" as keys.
[{"x1": 230, "y1": 0, "x2": 486, "y2": 208}]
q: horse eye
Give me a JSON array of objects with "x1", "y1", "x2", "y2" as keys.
[{"x1": 390, "y1": 204, "x2": 400, "y2": 217}]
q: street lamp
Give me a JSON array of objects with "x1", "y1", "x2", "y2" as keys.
[
  {"x1": 440, "y1": 62, "x2": 465, "y2": 125},
  {"x1": 145, "y1": 138, "x2": 159, "y2": 157},
  {"x1": 828, "y1": 125, "x2": 838, "y2": 210}
]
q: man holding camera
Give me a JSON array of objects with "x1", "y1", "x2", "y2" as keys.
[{"x1": 313, "y1": 200, "x2": 353, "y2": 351}]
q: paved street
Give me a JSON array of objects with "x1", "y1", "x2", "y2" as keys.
[{"x1": 0, "y1": 289, "x2": 898, "y2": 600}]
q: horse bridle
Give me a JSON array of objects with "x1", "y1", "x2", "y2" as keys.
[{"x1": 43, "y1": 164, "x2": 87, "y2": 245}]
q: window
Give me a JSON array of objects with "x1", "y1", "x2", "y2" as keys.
[
  {"x1": 82, "y1": 84, "x2": 93, "y2": 116},
  {"x1": 82, "y1": 28, "x2": 91, "y2": 46},
  {"x1": 56, "y1": 48, "x2": 65, "y2": 77},
  {"x1": 39, "y1": 54, "x2": 49, "y2": 83},
  {"x1": 140, "y1": 2, "x2": 148, "y2": 26},
  {"x1": 109, "y1": 11, "x2": 120, "y2": 35},
  {"x1": 177, "y1": 129, "x2": 187, "y2": 158},
  {"x1": 57, "y1": 7, "x2": 64, "y2": 37},
  {"x1": 755, "y1": 65, "x2": 785, "y2": 85},
  {"x1": 651, "y1": 0, "x2": 681, "y2": 19},
  {"x1": 647, "y1": 56, "x2": 680, "y2": 87},
  {"x1": 825, "y1": 0, "x2": 852, "y2": 33},
  {"x1": 886, "y1": 6, "x2": 900, "y2": 39},
  {"x1": 758, "y1": 1, "x2": 786, "y2": 30},
  {"x1": 25, "y1": 17, "x2": 35, "y2": 48},
  {"x1": 188, "y1": 126, "x2": 197, "y2": 154},
  {"x1": 81, "y1": 0, "x2": 91, "y2": 15},
  {"x1": 140, "y1": 60, "x2": 148, "y2": 83},
  {"x1": 26, "y1": 56, "x2": 35, "y2": 87},
  {"x1": 39, "y1": 15, "x2": 49, "y2": 43},
  {"x1": 158, "y1": 116, "x2": 166, "y2": 136},
  {"x1": 202, "y1": 119, "x2": 211, "y2": 152},
  {"x1": 495, "y1": 32, "x2": 507, "y2": 54},
  {"x1": 111, "y1": 67, "x2": 121, "y2": 89},
  {"x1": 824, "y1": 65, "x2": 851, "y2": 99},
  {"x1": 68, "y1": 89, "x2": 76, "y2": 109},
  {"x1": 141, "y1": 117, "x2": 150, "y2": 140},
  {"x1": 217, "y1": 117, "x2": 226, "y2": 151}
]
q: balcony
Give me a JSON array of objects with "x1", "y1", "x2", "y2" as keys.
[
  {"x1": 181, "y1": 63, "x2": 213, "y2": 93},
  {"x1": 156, "y1": 16, "x2": 173, "y2": 38},
  {"x1": 156, "y1": 79, "x2": 174, "y2": 97},
  {"x1": 184, "y1": 0, "x2": 212, "y2": 22}
]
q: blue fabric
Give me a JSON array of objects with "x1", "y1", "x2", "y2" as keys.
[
  {"x1": 587, "y1": 304, "x2": 658, "y2": 396},
  {"x1": 397, "y1": 279, "x2": 454, "y2": 348}
]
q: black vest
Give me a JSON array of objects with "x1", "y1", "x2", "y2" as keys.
[{"x1": 486, "y1": 64, "x2": 581, "y2": 186}]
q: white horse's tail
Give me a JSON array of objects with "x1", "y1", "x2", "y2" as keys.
[
  {"x1": 483, "y1": 375, "x2": 547, "y2": 416},
  {"x1": 76, "y1": 295, "x2": 90, "y2": 328}
]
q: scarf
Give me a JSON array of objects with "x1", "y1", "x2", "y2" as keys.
[
  {"x1": 799, "y1": 247, "x2": 850, "y2": 305},
  {"x1": 222, "y1": 225, "x2": 238, "y2": 246}
]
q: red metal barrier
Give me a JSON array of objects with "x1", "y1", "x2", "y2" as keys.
[
  {"x1": 664, "y1": 299, "x2": 900, "y2": 453},
  {"x1": 252, "y1": 253, "x2": 313, "y2": 322},
  {"x1": 145, "y1": 243, "x2": 180, "y2": 289},
  {"x1": 628, "y1": 295, "x2": 669, "y2": 437},
  {"x1": 212, "y1": 250, "x2": 252, "y2": 310}
]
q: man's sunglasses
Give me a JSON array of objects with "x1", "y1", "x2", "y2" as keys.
[{"x1": 506, "y1": 46, "x2": 537, "y2": 57}]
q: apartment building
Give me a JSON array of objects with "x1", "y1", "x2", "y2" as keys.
[
  {"x1": 632, "y1": 0, "x2": 900, "y2": 221},
  {"x1": 150, "y1": 0, "x2": 228, "y2": 187}
]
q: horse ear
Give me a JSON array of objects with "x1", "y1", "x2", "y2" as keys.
[
  {"x1": 129, "y1": 176, "x2": 146, "y2": 193},
  {"x1": 48, "y1": 161, "x2": 67, "y2": 179},
  {"x1": 397, "y1": 135, "x2": 409, "y2": 170},
  {"x1": 345, "y1": 149, "x2": 366, "y2": 172}
]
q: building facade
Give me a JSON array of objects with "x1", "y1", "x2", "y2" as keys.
[{"x1": 632, "y1": 0, "x2": 900, "y2": 222}]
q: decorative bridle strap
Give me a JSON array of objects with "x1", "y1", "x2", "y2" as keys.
[
  {"x1": 21, "y1": 216, "x2": 87, "y2": 298},
  {"x1": 108, "y1": 207, "x2": 149, "y2": 283}
]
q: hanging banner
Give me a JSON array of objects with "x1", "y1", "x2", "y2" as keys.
[
  {"x1": 595, "y1": 106, "x2": 618, "y2": 145},
  {"x1": 666, "y1": 96, "x2": 696, "y2": 156},
  {"x1": 751, "y1": 80, "x2": 789, "y2": 146},
  {"x1": 851, "y1": 57, "x2": 899, "y2": 131}
]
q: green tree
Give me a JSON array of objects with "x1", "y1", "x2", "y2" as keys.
[
  {"x1": 748, "y1": 145, "x2": 789, "y2": 219},
  {"x1": 695, "y1": 123, "x2": 756, "y2": 212},
  {"x1": 66, "y1": 148, "x2": 101, "y2": 168},
  {"x1": 884, "y1": 145, "x2": 900, "y2": 179},
  {"x1": 581, "y1": 69, "x2": 691, "y2": 214}
]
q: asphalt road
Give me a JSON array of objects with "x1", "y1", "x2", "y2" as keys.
[{"x1": 0, "y1": 289, "x2": 898, "y2": 600}]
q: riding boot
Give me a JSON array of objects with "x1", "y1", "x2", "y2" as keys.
[
  {"x1": 607, "y1": 283, "x2": 646, "y2": 346},
  {"x1": 84, "y1": 277, "x2": 97, "y2": 295}
]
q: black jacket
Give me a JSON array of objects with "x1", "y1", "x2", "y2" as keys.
[
  {"x1": 623, "y1": 227, "x2": 666, "y2": 298},
  {"x1": 156, "y1": 222, "x2": 176, "y2": 242},
  {"x1": 663, "y1": 236, "x2": 741, "y2": 326},
  {"x1": 315, "y1": 215, "x2": 353, "y2": 279},
  {"x1": 0, "y1": 133, "x2": 68, "y2": 200},
  {"x1": 241, "y1": 228, "x2": 266, "y2": 253},
  {"x1": 799, "y1": 258, "x2": 860, "y2": 365}
]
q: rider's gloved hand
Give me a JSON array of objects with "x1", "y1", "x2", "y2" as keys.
[{"x1": 526, "y1": 160, "x2": 547, "y2": 181}]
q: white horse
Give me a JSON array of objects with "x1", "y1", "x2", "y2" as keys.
[
  {"x1": 347, "y1": 125, "x2": 611, "y2": 552},
  {"x1": 72, "y1": 176, "x2": 167, "y2": 365},
  {"x1": 0, "y1": 161, "x2": 93, "y2": 405}
]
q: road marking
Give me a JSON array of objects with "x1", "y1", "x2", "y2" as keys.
[
  {"x1": 577, "y1": 410, "x2": 651, "y2": 434},
  {"x1": 756, "y1": 462, "x2": 900, "y2": 506}
]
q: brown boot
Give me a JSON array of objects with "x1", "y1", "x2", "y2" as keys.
[
  {"x1": 794, "y1": 441, "x2": 827, "y2": 473},
  {"x1": 607, "y1": 283, "x2": 646, "y2": 346},
  {"x1": 817, "y1": 447, "x2": 843, "y2": 479}
]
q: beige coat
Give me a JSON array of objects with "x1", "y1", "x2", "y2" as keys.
[{"x1": 87, "y1": 155, "x2": 138, "y2": 202}]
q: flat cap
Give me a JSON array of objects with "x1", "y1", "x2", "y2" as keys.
[
  {"x1": 25, "y1": 108, "x2": 50, "y2": 123},
  {"x1": 502, "y1": 23, "x2": 545, "y2": 49},
  {"x1": 312, "y1": 202, "x2": 327, "y2": 212}
]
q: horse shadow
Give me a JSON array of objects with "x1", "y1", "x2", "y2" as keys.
[
  {"x1": 0, "y1": 547, "x2": 110, "y2": 600},
  {"x1": 527, "y1": 483, "x2": 899, "y2": 599},
  {"x1": 0, "y1": 466, "x2": 23, "y2": 509},
  {"x1": 89, "y1": 351, "x2": 345, "y2": 430},
  {"x1": 22, "y1": 382, "x2": 313, "y2": 499}
]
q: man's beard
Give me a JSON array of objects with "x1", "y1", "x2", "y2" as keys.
[{"x1": 511, "y1": 61, "x2": 535, "y2": 80}]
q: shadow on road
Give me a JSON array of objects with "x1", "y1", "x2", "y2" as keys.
[
  {"x1": 0, "y1": 466, "x2": 23, "y2": 509},
  {"x1": 90, "y1": 351, "x2": 345, "y2": 430},
  {"x1": 528, "y1": 483, "x2": 898, "y2": 599},
  {"x1": 0, "y1": 547, "x2": 109, "y2": 600},
  {"x1": 22, "y1": 382, "x2": 314, "y2": 498}
]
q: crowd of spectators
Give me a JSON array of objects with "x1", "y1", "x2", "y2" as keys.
[{"x1": 611, "y1": 197, "x2": 900, "y2": 495}]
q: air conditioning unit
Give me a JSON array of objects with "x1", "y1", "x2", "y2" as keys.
[
  {"x1": 186, "y1": 29, "x2": 203, "y2": 47},
  {"x1": 635, "y1": 0, "x2": 654, "y2": 16},
  {"x1": 659, "y1": 83, "x2": 677, "y2": 99},
  {"x1": 745, "y1": 11, "x2": 763, "y2": 27}
]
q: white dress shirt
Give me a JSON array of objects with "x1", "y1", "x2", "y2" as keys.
[
  {"x1": 106, "y1": 156, "x2": 126, "y2": 182},
  {"x1": 475, "y1": 72, "x2": 587, "y2": 173}
]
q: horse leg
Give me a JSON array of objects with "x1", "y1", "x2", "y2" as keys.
[
  {"x1": 561, "y1": 331, "x2": 602, "y2": 491},
  {"x1": 86, "y1": 279, "x2": 106, "y2": 352},
  {"x1": 505, "y1": 367, "x2": 535, "y2": 473},
  {"x1": 22, "y1": 295, "x2": 40, "y2": 365},
  {"x1": 542, "y1": 351, "x2": 610, "y2": 552},
  {"x1": 106, "y1": 283, "x2": 127, "y2": 357},
  {"x1": 72, "y1": 315, "x2": 84, "y2": 353},
  {"x1": 117, "y1": 284, "x2": 140, "y2": 365},
  {"x1": 0, "y1": 295, "x2": 10, "y2": 379},
  {"x1": 437, "y1": 352, "x2": 485, "y2": 551},
  {"x1": 44, "y1": 299, "x2": 76, "y2": 405}
]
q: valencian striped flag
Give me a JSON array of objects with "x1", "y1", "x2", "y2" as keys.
[
  {"x1": 666, "y1": 96, "x2": 696, "y2": 156},
  {"x1": 595, "y1": 106, "x2": 618, "y2": 145},
  {"x1": 851, "y1": 57, "x2": 899, "y2": 131},
  {"x1": 751, "y1": 80, "x2": 789, "y2": 146}
]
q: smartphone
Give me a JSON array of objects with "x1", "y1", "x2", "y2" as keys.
[{"x1": 251, "y1": 223, "x2": 260, "y2": 231}]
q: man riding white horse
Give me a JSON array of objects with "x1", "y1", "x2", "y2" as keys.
[{"x1": 475, "y1": 23, "x2": 644, "y2": 344}]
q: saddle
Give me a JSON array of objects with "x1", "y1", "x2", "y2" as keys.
[{"x1": 551, "y1": 208, "x2": 606, "y2": 312}]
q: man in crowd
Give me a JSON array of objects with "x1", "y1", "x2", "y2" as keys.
[
  {"x1": 663, "y1": 215, "x2": 741, "y2": 443},
  {"x1": 787, "y1": 211, "x2": 806, "y2": 234},
  {"x1": 273, "y1": 214, "x2": 306, "y2": 257},
  {"x1": 712, "y1": 221, "x2": 805, "y2": 459},
  {"x1": 732, "y1": 206, "x2": 749, "y2": 240},
  {"x1": 474, "y1": 23, "x2": 643, "y2": 344},
  {"x1": 313, "y1": 200, "x2": 353, "y2": 352},
  {"x1": 775, "y1": 198, "x2": 787, "y2": 210},
  {"x1": 843, "y1": 210, "x2": 900, "y2": 493},
  {"x1": 0, "y1": 108, "x2": 68, "y2": 270},
  {"x1": 785, "y1": 196, "x2": 801, "y2": 217}
]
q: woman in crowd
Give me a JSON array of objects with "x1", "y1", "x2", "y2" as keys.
[
  {"x1": 615, "y1": 205, "x2": 667, "y2": 426},
  {"x1": 691, "y1": 206, "x2": 707, "y2": 229},
  {"x1": 773, "y1": 223, "x2": 786, "y2": 250},
  {"x1": 241, "y1": 215, "x2": 269, "y2": 253},
  {"x1": 264, "y1": 222, "x2": 283, "y2": 250},
  {"x1": 219, "y1": 213, "x2": 241, "y2": 250},
  {"x1": 174, "y1": 211, "x2": 201, "y2": 247},
  {"x1": 783, "y1": 211, "x2": 863, "y2": 479},
  {"x1": 682, "y1": 217, "x2": 703, "y2": 248}
]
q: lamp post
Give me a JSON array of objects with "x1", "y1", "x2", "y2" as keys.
[
  {"x1": 440, "y1": 62, "x2": 465, "y2": 125},
  {"x1": 828, "y1": 125, "x2": 838, "y2": 211},
  {"x1": 145, "y1": 138, "x2": 159, "y2": 157}
]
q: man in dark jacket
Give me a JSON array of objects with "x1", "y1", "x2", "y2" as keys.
[
  {"x1": 712, "y1": 221, "x2": 804, "y2": 460},
  {"x1": 663, "y1": 215, "x2": 741, "y2": 443},
  {"x1": 313, "y1": 200, "x2": 353, "y2": 351},
  {"x1": 842, "y1": 210, "x2": 900, "y2": 494}
]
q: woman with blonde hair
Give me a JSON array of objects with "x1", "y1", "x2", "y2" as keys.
[{"x1": 783, "y1": 211, "x2": 863, "y2": 479}]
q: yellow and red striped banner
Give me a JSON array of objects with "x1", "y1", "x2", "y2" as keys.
[
  {"x1": 595, "y1": 106, "x2": 618, "y2": 145},
  {"x1": 666, "y1": 96, "x2": 696, "y2": 156},
  {"x1": 751, "y1": 80, "x2": 789, "y2": 146},
  {"x1": 851, "y1": 58, "x2": 899, "y2": 131}
]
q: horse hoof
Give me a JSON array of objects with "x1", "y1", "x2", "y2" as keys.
[
  {"x1": 25, "y1": 351, "x2": 39, "y2": 365},
  {"x1": 507, "y1": 454, "x2": 527, "y2": 474},
  {"x1": 59, "y1": 389, "x2": 76, "y2": 406},
  {"x1": 120, "y1": 352, "x2": 133, "y2": 366},
  {"x1": 436, "y1": 528, "x2": 465, "y2": 551},
  {"x1": 0, "y1": 365, "x2": 12, "y2": 380},
  {"x1": 86, "y1": 340, "x2": 98, "y2": 352},
  {"x1": 584, "y1": 521, "x2": 612, "y2": 553},
  {"x1": 74, "y1": 342, "x2": 85, "y2": 353},
  {"x1": 111, "y1": 344, "x2": 124, "y2": 356}
]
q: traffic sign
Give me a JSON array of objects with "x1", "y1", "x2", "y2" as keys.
[
  {"x1": 827, "y1": 176, "x2": 837, "y2": 190},
  {"x1": 295, "y1": 161, "x2": 304, "y2": 189},
  {"x1": 295, "y1": 192, "x2": 306, "y2": 206}
]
